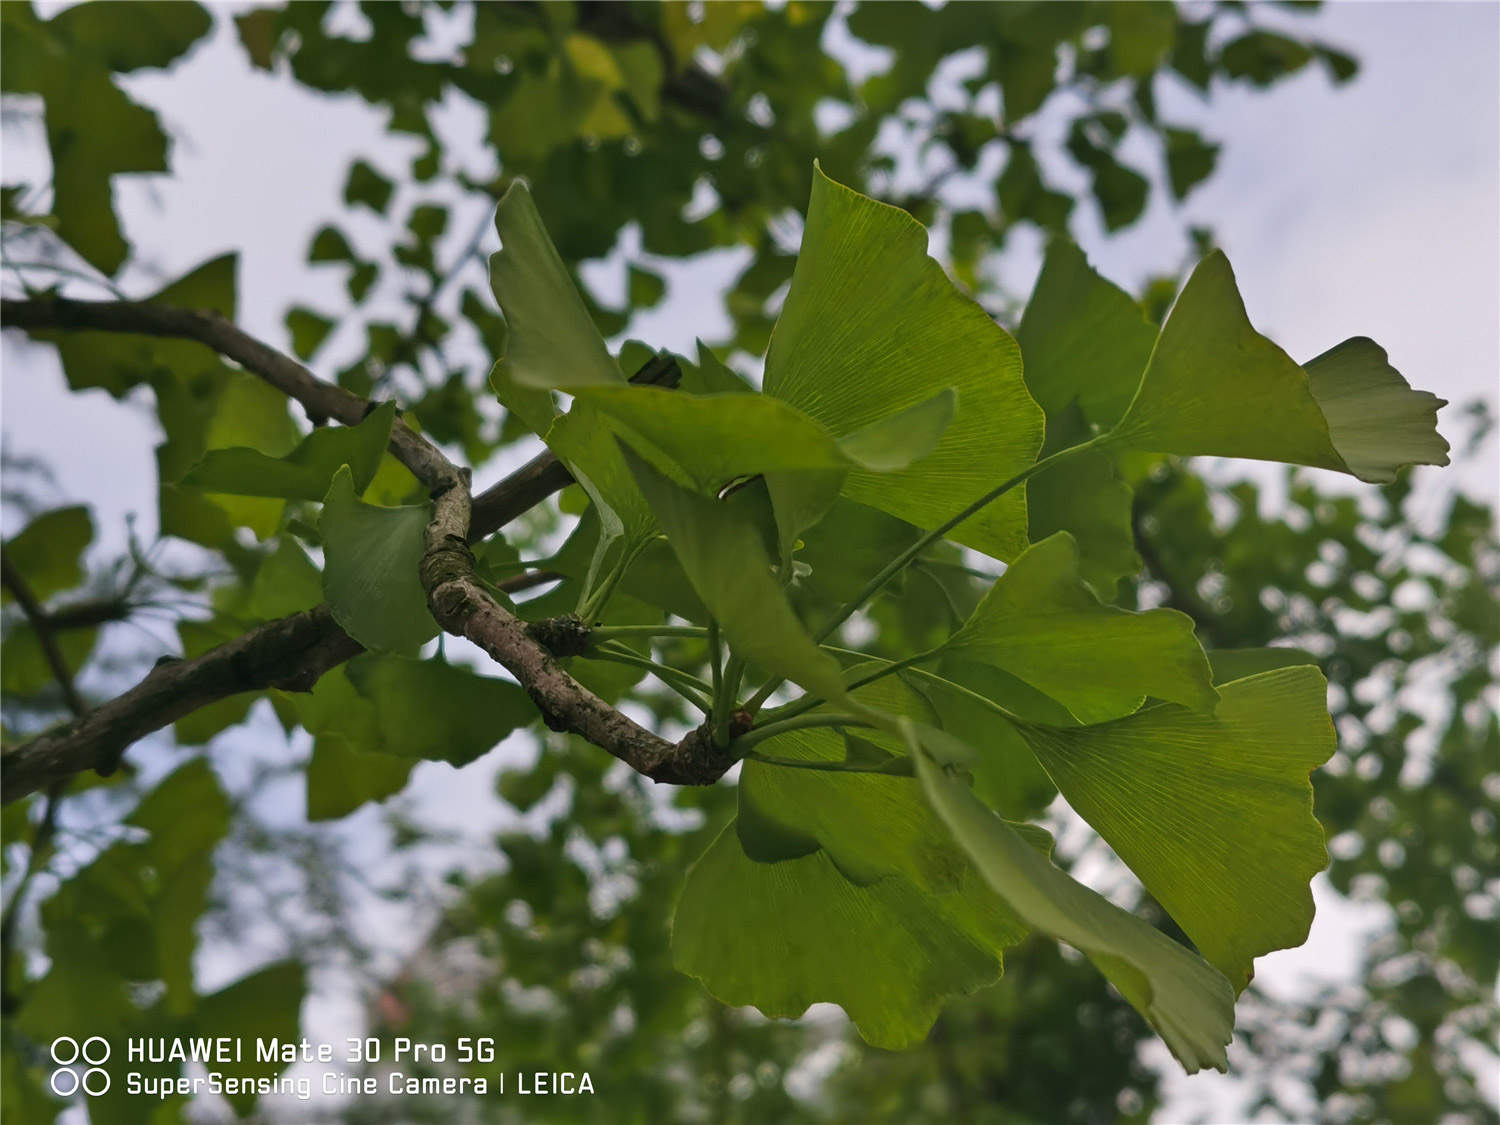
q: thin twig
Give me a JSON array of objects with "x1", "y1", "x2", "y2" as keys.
[
  {"x1": 1, "y1": 549, "x2": 87, "y2": 717},
  {"x1": 380, "y1": 206, "x2": 494, "y2": 386},
  {"x1": 0, "y1": 547, "x2": 89, "y2": 1012}
]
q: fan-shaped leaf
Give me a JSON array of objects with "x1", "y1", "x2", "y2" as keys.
[
  {"x1": 673, "y1": 821, "x2": 1022, "y2": 1049},
  {"x1": 1013, "y1": 667, "x2": 1336, "y2": 992},
  {"x1": 183, "y1": 400, "x2": 396, "y2": 500},
  {"x1": 947, "y1": 532, "x2": 1216, "y2": 723},
  {"x1": 909, "y1": 724, "x2": 1235, "y2": 1074},
  {"x1": 764, "y1": 166, "x2": 1043, "y2": 561},
  {"x1": 319, "y1": 466, "x2": 436, "y2": 654},
  {"x1": 1109, "y1": 253, "x2": 1448, "y2": 482}
]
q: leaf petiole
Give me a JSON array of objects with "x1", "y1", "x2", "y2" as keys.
[
  {"x1": 751, "y1": 643, "x2": 946, "y2": 724},
  {"x1": 712, "y1": 652, "x2": 746, "y2": 748},
  {"x1": 731, "y1": 712, "x2": 870, "y2": 754},
  {"x1": 741, "y1": 751, "x2": 906, "y2": 776},
  {"x1": 587, "y1": 624, "x2": 708, "y2": 642},
  {"x1": 590, "y1": 640, "x2": 714, "y2": 713}
]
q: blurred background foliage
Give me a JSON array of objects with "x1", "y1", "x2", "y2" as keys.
[{"x1": 1, "y1": 2, "x2": 1494, "y2": 1122}]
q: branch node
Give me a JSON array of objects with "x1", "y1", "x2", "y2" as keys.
[
  {"x1": 647, "y1": 723, "x2": 738, "y2": 785},
  {"x1": 525, "y1": 614, "x2": 592, "y2": 658}
]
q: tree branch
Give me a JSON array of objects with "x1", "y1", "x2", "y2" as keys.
[
  {"x1": 0, "y1": 565, "x2": 570, "y2": 804},
  {"x1": 2, "y1": 606, "x2": 360, "y2": 802},
  {"x1": 421, "y1": 468, "x2": 734, "y2": 786},
  {"x1": 1, "y1": 295, "x2": 679, "y2": 544},
  {"x1": 1, "y1": 296, "x2": 453, "y2": 489},
  {"x1": 0, "y1": 304, "x2": 697, "y2": 798}
]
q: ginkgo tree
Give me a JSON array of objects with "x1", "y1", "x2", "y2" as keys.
[{"x1": 3, "y1": 163, "x2": 1449, "y2": 1075}]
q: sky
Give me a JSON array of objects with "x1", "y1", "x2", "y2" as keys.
[{"x1": 3, "y1": 2, "x2": 1498, "y2": 1121}]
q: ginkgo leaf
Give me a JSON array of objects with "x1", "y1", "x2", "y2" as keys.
[
  {"x1": 319, "y1": 465, "x2": 437, "y2": 654},
  {"x1": 306, "y1": 739, "x2": 415, "y2": 822},
  {"x1": 1207, "y1": 646, "x2": 1317, "y2": 683},
  {"x1": 909, "y1": 722, "x2": 1235, "y2": 1074},
  {"x1": 947, "y1": 532, "x2": 1217, "y2": 723},
  {"x1": 1012, "y1": 666, "x2": 1337, "y2": 993},
  {"x1": 1301, "y1": 337, "x2": 1450, "y2": 483},
  {"x1": 1109, "y1": 252, "x2": 1448, "y2": 482},
  {"x1": 192, "y1": 961, "x2": 306, "y2": 1112},
  {"x1": 1, "y1": 505, "x2": 93, "y2": 606},
  {"x1": 835, "y1": 388, "x2": 957, "y2": 471},
  {"x1": 624, "y1": 446, "x2": 848, "y2": 703},
  {"x1": 580, "y1": 385, "x2": 956, "y2": 493},
  {"x1": 764, "y1": 165, "x2": 1044, "y2": 562},
  {"x1": 38, "y1": 255, "x2": 237, "y2": 396},
  {"x1": 739, "y1": 675, "x2": 973, "y2": 887},
  {"x1": 1018, "y1": 238, "x2": 1155, "y2": 430},
  {"x1": 183, "y1": 401, "x2": 396, "y2": 500},
  {"x1": 288, "y1": 654, "x2": 534, "y2": 774},
  {"x1": 243, "y1": 538, "x2": 322, "y2": 621},
  {"x1": 903, "y1": 663, "x2": 1062, "y2": 820},
  {"x1": 683, "y1": 339, "x2": 753, "y2": 395},
  {"x1": 672, "y1": 821, "x2": 1023, "y2": 1050},
  {"x1": 1016, "y1": 240, "x2": 1154, "y2": 593},
  {"x1": 742, "y1": 721, "x2": 1037, "y2": 895},
  {"x1": 344, "y1": 655, "x2": 535, "y2": 766},
  {"x1": 545, "y1": 401, "x2": 659, "y2": 591},
  {"x1": 1025, "y1": 441, "x2": 1139, "y2": 597},
  {"x1": 577, "y1": 388, "x2": 858, "y2": 487},
  {"x1": 486, "y1": 187, "x2": 665, "y2": 568},
  {"x1": 490, "y1": 180, "x2": 623, "y2": 389}
]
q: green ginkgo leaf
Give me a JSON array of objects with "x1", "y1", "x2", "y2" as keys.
[
  {"x1": 487, "y1": 183, "x2": 659, "y2": 581},
  {"x1": 947, "y1": 532, "x2": 1217, "y2": 723},
  {"x1": 909, "y1": 722, "x2": 1235, "y2": 1074},
  {"x1": 344, "y1": 654, "x2": 536, "y2": 766},
  {"x1": 577, "y1": 384, "x2": 955, "y2": 493},
  {"x1": 1109, "y1": 252, "x2": 1448, "y2": 482},
  {"x1": 903, "y1": 663, "x2": 1063, "y2": 820},
  {"x1": 1, "y1": 505, "x2": 93, "y2": 606},
  {"x1": 764, "y1": 165, "x2": 1044, "y2": 562},
  {"x1": 1299, "y1": 337, "x2": 1451, "y2": 482},
  {"x1": 1017, "y1": 240, "x2": 1154, "y2": 592},
  {"x1": 1018, "y1": 238, "x2": 1155, "y2": 430},
  {"x1": 622, "y1": 446, "x2": 848, "y2": 703},
  {"x1": 192, "y1": 961, "x2": 306, "y2": 1110},
  {"x1": 1012, "y1": 666, "x2": 1336, "y2": 993},
  {"x1": 183, "y1": 400, "x2": 396, "y2": 500},
  {"x1": 1025, "y1": 441, "x2": 1139, "y2": 596},
  {"x1": 243, "y1": 538, "x2": 323, "y2": 621},
  {"x1": 306, "y1": 739, "x2": 415, "y2": 822},
  {"x1": 319, "y1": 465, "x2": 437, "y2": 654},
  {"x1": 1207, "y1": 646, "x2": 1318, "y2": 683},
  {"x1": 490, "y1": 181, "x2": 622, "y2": 389},
  {"x1": 672, "y1": 821, "x2": 1023, "y2": 1050},
  {"x1": 835, "y1": 388, "x2": 958, "y2": 471},
  {"x1": 545, "y1": 401, "x2": 660, "y2": 593},
  {"x1": 739, "y1": 675, "x2": 979, "y2": 888}
]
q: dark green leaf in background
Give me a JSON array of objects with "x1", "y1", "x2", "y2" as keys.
[
  {"x1": 1, "y1": 506, "x2": 93, "y2": 606},
  {"x1": 319, "y1": 465, "x2": 437, "y2": 653}
]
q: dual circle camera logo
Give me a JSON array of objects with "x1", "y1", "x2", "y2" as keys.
[{"x1": 50, "y1": 1036, "x2": 111, "y2": 1097}]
